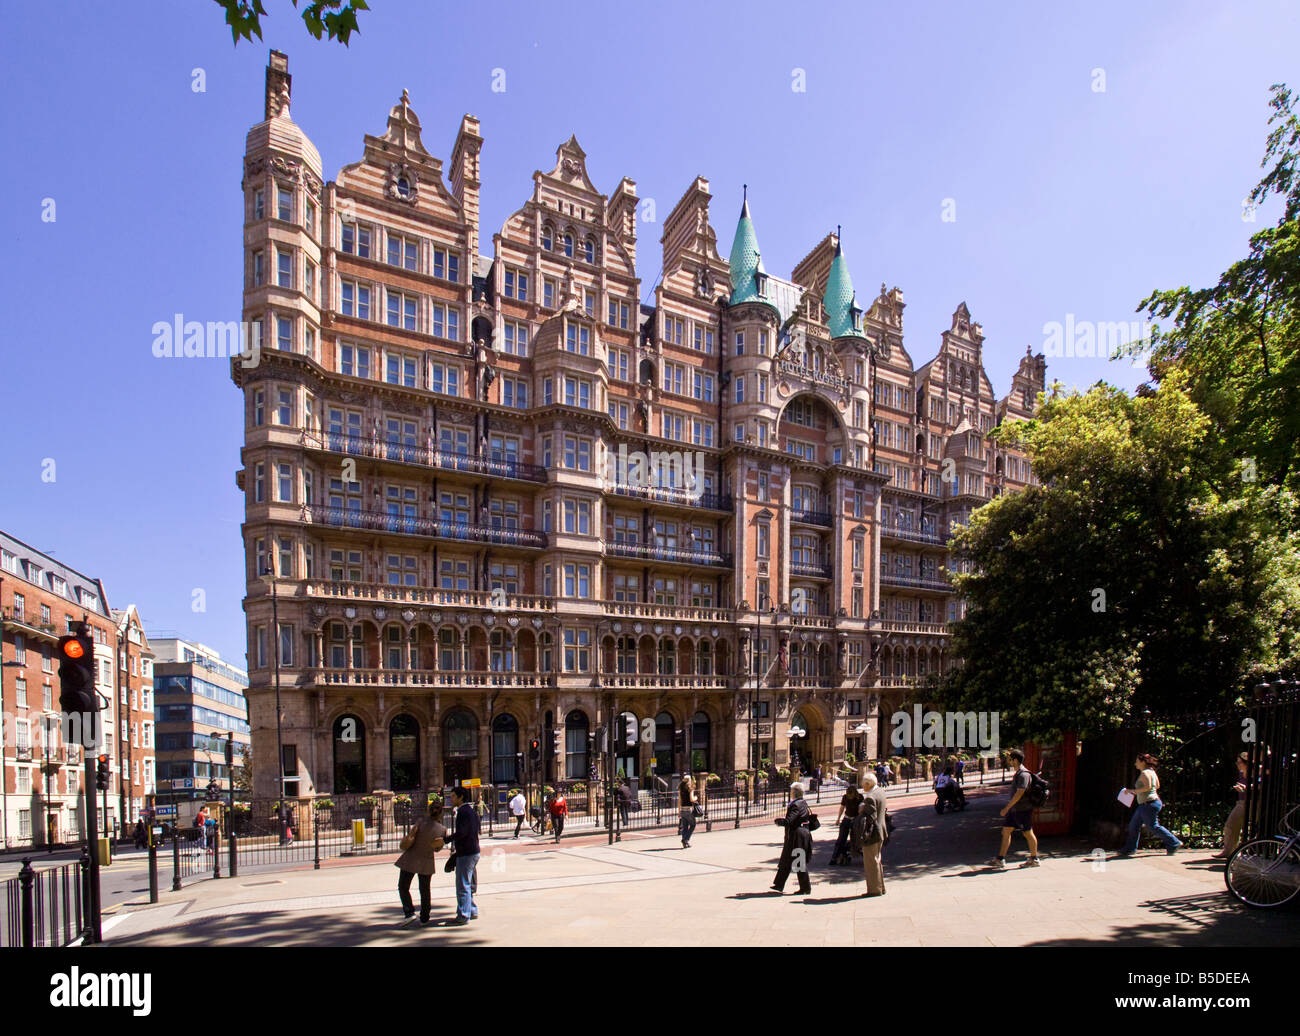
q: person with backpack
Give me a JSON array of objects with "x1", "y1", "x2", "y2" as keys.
[
  {"x1": 1116, "y1": 753, "x2": 1182, "y2": 857},
  {"x1": 988, "y1": 748, "x2": 1041, "y2": 870}
]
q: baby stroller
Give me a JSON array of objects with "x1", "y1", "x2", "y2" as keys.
[{"x1": 933, "y1": 773, "x2": 967, "y2": 814}]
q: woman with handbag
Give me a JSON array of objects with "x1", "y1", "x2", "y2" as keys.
[
  {"x1": 679, "y1": 775, "x2": 700, "y2": 848},
  {"x1": 771, "y1": 781, "x2": 817, "y2": 895},
  {"x1": 395, "y1": 798, "x2": 447, "y2": 925}
]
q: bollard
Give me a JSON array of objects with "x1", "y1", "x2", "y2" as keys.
[
  {"x1": 78, "y1": 850, "x2": 94, "y2": 945},
  {"x1": 171, "y1": 833, "x2": 182, "y2": 892},
  {"x1": 148, "y1": 840, "x2": 158, "y2": 904},
  {"x1": 19, "y1": 859, "x2": 35, "y2": 949},
  {"x1": 313, "y1": 813, "x2": 321, "y2": 870},
  {"x1": 213, "y1": 828, "x2": 221, "y2": 880},
  {"x1": 229, "y1": 830, "x2": 238, "y2": 879}
]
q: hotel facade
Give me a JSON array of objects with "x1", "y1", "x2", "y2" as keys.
[{"x1": 233, "y1": 53, "x2": 1044, "y2": 800}]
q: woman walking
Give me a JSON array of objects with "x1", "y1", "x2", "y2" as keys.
[
  {"x1": 1117, "y1": 753, "x2": 1183, "y2": 856},
  {"x1": 395, "y1": 799, "x2": 446, "y2": 925},
  {"x1": 678, "y1": 776, "x2": 698, "y2": 848},
  {"x1": 1213, "y1": 753, "x2": 1251, "y2": 860},
  {"x1": 549, "y1": 788, "x2": 567, "y2": 843},
  {"x1": 771, "y1": 782, "x2": 815, "y2": 895}
]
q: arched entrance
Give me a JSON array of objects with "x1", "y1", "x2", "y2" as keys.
[
  {"x1": 443, "y1": 708, "x2": 478, "y2": 786},
  {"x1": 788, "y1": 710, "x2": 814, "y2": 775},
  {"x1": 388, "y1": 714, "x2": 420, "y2": 790},
  {"x1": 333, "y1": 714, "x2": 366, "y2": 793}
]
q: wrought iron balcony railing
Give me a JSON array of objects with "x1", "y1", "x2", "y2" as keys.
[
  {"x1": 303, "y1": 430, "x2": 547, "y2": 483},
  {"x1": 306, "y1": 506, "x2": 547, "y2": 548},
  {"x1": 607, "y1": 483, "x2": 734, "y2": 511},
  {"x1": 603, "y1": 540, "x2": 732, "y2": 568},
  {"x1": 879, "y1": 573, "x2": 954, "y2": 592},
  {"x1": 790, "y1": 560, "x2": 833, "y2": 579},
  {"x1": 790, "y1": 509, "x2": 834, "y2": 528},
  {"x1": 305, "y1": 582, "x2": 556, "y2": 611},
  {"x1": 880, "y1": 526, "x2": 947, "y2": 546}
]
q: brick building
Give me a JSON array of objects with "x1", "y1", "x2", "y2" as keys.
[
  {"x1": 111, "y1": 605, "x2": 156, "y2": 829},
  {"x1": 0, "y1": 531, "x2": 113, "y2": 847},
  {"x1": 232, "y1": 53, "x2": 1044, "y2": 800}
]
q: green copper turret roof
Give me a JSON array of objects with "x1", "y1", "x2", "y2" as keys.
[
  {"x1": 729, "y1": 187, "x2": 767, "y2": 307},
  {"x1": 823, "y1": 231, "x2": 866, "y2": 340}
]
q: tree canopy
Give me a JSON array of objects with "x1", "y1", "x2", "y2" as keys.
[{"x1": 213, "y1": 0, "x2": 369, "y2": 47}]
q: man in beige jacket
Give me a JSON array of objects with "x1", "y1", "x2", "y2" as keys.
[{"x1": 857, "y1": 771, "x2": 890, "y2": 897}]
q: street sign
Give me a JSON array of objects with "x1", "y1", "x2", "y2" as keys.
[
  {"x1": 461, "y1": 778, "x2": 482, "y2": 788},
  {"x1": 154, "y1": 805, "x2": 176, "y2": 816}
]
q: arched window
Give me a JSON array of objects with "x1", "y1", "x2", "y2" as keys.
[
  {"x1": 690, "y1": 711, "x2": 710, "y2": 772},
  {"x1": 333, "y1": 714, "x2": 366, "y2": 793},
  {"x1": 564, "y1": 709, "x2": 589, "y2": 779},
  {"x1": 562, "y1": 232, "x2": 574, "y2": 258},
  {"x1": 490, "y1": 630, "x2": 513, "y2": 673},
  {"x1": 617, "y1": 636, "x2": 637, "y2": 674},
  {"x1": 389, "y1": 714, "x2": 420, "y2": 790},
  {"x1": 492, "y1": 713, "x2": 519, "y2": 784},
  {"x1": 698, "y1": 640, "x2": 712, "y2": 676},
  {"x1": 541, "y1": 223, "x2": 554, "y2": 251},
  {"x1": 653, "y1": 712, "x2": 675, "y2": 777},
  {"x1": 584, "y1": 237, "x2": 595, "y2": 264},
  {"x1": 444, "y1": 708, "x2": 477, "y2": 760},
  {"x1": 438, "y1": 628, "x2": 458, "y2": 670},
  {"x1": 657, "y1": 638, "x2": 675, "y2": 676}
]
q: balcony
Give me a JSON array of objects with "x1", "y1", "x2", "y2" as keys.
[
  {"x1": 309, "y1": 668, "x2": 553, "y2": 689},
  {"x1": 602, "y1": 601, "x2": 733, "y2": 624},
  {"x1": 306, "y1": 506, "x2": 547, "y2": 549},
  {"x1": 789, "y1": 613, "x2": 836, "y2": 629},
  {"x1": 608, "y1": 483, "x2": 733, "y2": 512},
  {"x1": 601, "y1": 673, "x2": 731, "y2": 691},
  {"x1": 604, "y1": 540, "x2": 732, "y2": 568},
  {"x1": 791, "y1": 560, "x2": 833, "y2": 579},
  {"x1": 784, "y1": 675, "x2": 838, "y2": 689},
  {"x1": 880, "y1": 526, "x2": 947, "y2": 546},
  {"x1": 878, "y1": 620, "x2": 949, "y2": 635},
  {"x1": 0, "y1": 607, "x2": 60, "y2": 641},
  {"x1": 305, "y1": 582, "x2": 556, "y2": 612},
  {"x1": 790, "y1": 509, "x2": 833, "y2": 528},
  {"x1": 880, "y1": 572, "x2": 954, "y2": 593},
  {"x1": 303, "y1": 430, "x2": 547, "y2": 483}
]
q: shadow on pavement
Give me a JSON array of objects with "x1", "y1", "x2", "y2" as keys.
[
  {"x1": 111, "y1": 903, "x2": 490, "y2": 947},
  {"x1": 1024, "y1": 890, "x2": 1297, "y2": 946}
]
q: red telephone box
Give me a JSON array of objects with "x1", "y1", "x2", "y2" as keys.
[{"x1": 1023, "y1": 735, "x2": 1078, "y2": 835}]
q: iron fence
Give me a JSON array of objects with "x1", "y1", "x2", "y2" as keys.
[{"x1": 1, "y1": 858, "x2": 85, "y2": 948}]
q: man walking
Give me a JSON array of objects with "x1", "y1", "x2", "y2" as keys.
[
  {"x1": 829, "y1": 780, "x2": 863, "y2": 865},
  {"x1": 988, "y1": 748, "x2": 1040, "y2": 870},
  {"x1": 509, "y1": 788, "x2": 526, "y2": 839},
  {"x1": 617, "y1": 778, "x2": 634, "y2": 826},
  {"x1": 858, "y1": 771, "x2": 889, "y2": 896},
  {"x1": 448, "y1": 786, "x2": 481, "y2": 925}
]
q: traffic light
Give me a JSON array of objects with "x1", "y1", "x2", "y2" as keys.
[
  {"x1": 625, "y1": 714, "x2": 637, "y2": 746},
  {"x1": 223, "y1": 738, "x2": 234, "y2": 766},
  {"x1": 95, "y1": 754, "x2": 110, "y2": 791},
  {"x1": 552, "y1": 728, "x2": 562, "y2": 753},
  {"x1": 56, "y1": 626, "x2": 96, "y2": 717},
  {"x1": 528, "y1": 738, "x2": 541, "y2": 763}
]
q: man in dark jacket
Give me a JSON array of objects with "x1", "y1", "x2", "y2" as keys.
[
  {"x1": 448, "y1": 786, "x2": 481, "y2": 925},
  {"x1": 770, "y1": 783, "x2": 814, "y2": 895},
  {"x1": 858, "y1": 771, "x2": 889, "y2": 897}
]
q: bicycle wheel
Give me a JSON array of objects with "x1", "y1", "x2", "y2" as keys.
[{"x1": 1224, "y1": 839, "x2": 1300, "y2": 908}]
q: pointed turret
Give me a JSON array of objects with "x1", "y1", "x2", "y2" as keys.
[
  {"x1": 823, "y1": 228, "x2": 866, "y2": 340},
  {"x1": 729, "y1": 185, "x2": 767, "y2": 305}
]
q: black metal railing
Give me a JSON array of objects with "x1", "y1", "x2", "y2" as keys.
[
  {"x1": 608, "y1": 483, "x2": 734, "y2": 512},
  {"x1": 604, "y1": 540, "x2": 732, "y2": 567},
  {"x1": 305, "y1": 431, "x2": 547, "y2": 483},
  {"x1": 791, "y1": 509, "x2": 833, "y2": 528},
  {"x1": 307, "y1": 506, "x2": 547, "y2": 548},
  {"x1": 1, "y1": 859, "x2": 85, "y2": 948},
  {"x1": 790, "y1": 560, "x2": 833, "y2": 579},
  {"x1": 879, "y1": 572, "x2": 954, "y2": 592}
]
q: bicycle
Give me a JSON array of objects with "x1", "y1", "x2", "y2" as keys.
[{"x1": 1224, "y1": 803, "x2": 1300, "y2": 909}]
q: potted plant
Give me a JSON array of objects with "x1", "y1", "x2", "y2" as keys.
[
  {"x1": 705, "y1": 773, "x2": 721, "y2": 785},
  {"x1": 313, "y1": 797, "x2": 335, "y2": 810}
]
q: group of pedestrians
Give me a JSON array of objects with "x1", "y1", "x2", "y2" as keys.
[
  {"x1": 770, "y1": 772, "x2": 891, "y2": 897},
  {"x1": 394, "y1": 785, "x2": 481, "y2": 926}
]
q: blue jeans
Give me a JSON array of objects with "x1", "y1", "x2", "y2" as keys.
[
  {"x1": 454, "y1": 853, "x2": 479, "y2": 919},
  {"x1": 1123, "y1": 799, "x2": 1182, "y2": 853}
]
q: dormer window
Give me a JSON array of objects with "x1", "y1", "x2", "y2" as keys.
[
  {"x1": 754, "y1": 271, "x2": 768, "y2": 297},
  {"x1": 850, "y1": 303, "x2": 863, "y2": 332}
]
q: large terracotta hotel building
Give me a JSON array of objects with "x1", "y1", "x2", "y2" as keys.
[{"x1": 233, "y1": 53, "x2": 1045, "y2": 800}]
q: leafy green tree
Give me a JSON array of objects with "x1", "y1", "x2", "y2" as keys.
[
  {"x1": 214, "y1": 0, "x2": 369, "y2": 46},
  {"x1": 942, "y1": 373, "x2": 1300, "y2": 742},
  {"x1": 1136, "y1": 84, "x2": 1300, "y2": 501}
]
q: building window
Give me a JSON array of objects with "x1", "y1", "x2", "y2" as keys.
[
  {"x1": 341, "y1": 222, "x2": 372, "y2": 259},
  {"x1": 276, "y1": 185, "x2": 293, "y2": 222},
  {"x1": 429, "y1": 363, "x2": 459, "y2": 397},
  {"x1": 503, "y1": 268, "x2": 529, "y2": 301},
  {"x1": 387, "y1": 291, "x2": 418, "y2": 331},
  {"x1": 502, "y1": 377, "x2": 528, "y2": 409},
  {"x1": 340, "y1": 281, "x2": 371, "y2": 320},
  {"x1": 387, "y1": 234, "x2": 418, "y2": 271},
  {"x1": 430, "y1": 304, "x2": 460, "y2": 341},
  {"x1": 340, "y1": 344, "x2": 371, "y2": 379},
  {"x1": 502, "y1": 322, "x2": 529, "y2": 356},
  {"x1": 563, "y1": 629, "x2": 590, "y2": 672},
  {"x1": 563, "y1": 377, "x2": 591, "y2": 409},
  {"x1": 276, "y1": 248, "x2": 293, "y2": 288},
  {"x1": 386, "y1": 353, "x2": 418, "y2": 388}
]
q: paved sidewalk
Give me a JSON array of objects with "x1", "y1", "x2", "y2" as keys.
[{"x1": 99, "y1": 790, "x2": 1296, "y2": 947}]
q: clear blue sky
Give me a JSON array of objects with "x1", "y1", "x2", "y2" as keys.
[{"x1": 0, "y1": 1, "x2": 1294, "y2": 666}]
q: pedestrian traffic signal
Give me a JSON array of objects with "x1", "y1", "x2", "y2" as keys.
[
  {"x1": 95, "y1": 754, "x2": 110, "y2": 791},
  {"x1": 56, "y1": 626, "x2": 97, "y2": 716},
  {"x1": 528, "y1": 739, "x2": 540, "y2": 762}
]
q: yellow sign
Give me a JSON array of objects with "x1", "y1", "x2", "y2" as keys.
[
  {"x1": 461, "y1": 778, "x2": 481, "y2": 788},
  {"x1": 352, "y1": 819, "x2": 366, "y2": 847}
]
